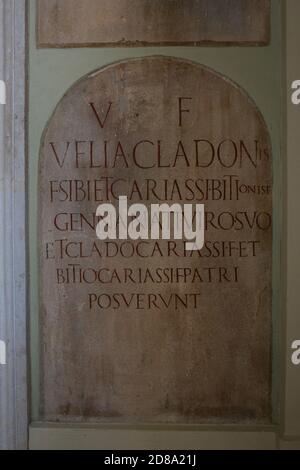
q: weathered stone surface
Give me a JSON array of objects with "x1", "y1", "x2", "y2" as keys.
[
  {"x1": 39, "y1": 57, "x2": 272, "y2": 423},
  {"x1": 37, "y1": 0, "x2": 270, "y2": 47}
]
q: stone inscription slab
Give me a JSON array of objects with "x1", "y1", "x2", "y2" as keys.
[
  {"x1": 40, "y1": 57, "x2": 272, "y2": 423},
  {"x1": 37, "y1": 0, "x2": 270, "y2": 47}
]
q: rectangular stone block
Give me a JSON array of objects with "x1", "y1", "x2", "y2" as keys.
[{"x1": 37, "y1": 0, "x2": 270, "y2": 47}]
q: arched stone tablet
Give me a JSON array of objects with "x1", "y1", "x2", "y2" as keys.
[{"x1": 39, "y1": 57, "x2": 272, "y2": 423}]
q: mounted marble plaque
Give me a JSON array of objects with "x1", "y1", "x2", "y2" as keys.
[
  {"x1": 39, "y1": 57, "x2": 272, "y2": 423},
  {"x1": 37, "y1": 0, "x2": 270, "y2": 47}
]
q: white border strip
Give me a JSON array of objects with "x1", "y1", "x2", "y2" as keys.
[{"x1": 0, "y1": 0, "x2": 27, "y2": 450}]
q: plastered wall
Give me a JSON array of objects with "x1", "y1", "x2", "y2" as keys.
[{"x1": 29, "y1": 0, "x2": 282, "y2": 432}]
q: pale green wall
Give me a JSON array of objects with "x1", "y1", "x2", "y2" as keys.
[{"x1": 29, "y1": 0, "x2": 282, "y2": 422}]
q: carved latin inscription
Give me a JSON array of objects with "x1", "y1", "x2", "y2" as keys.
[{"x1": 39, "y1": 57, "x2": 272, "y2": 423}]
